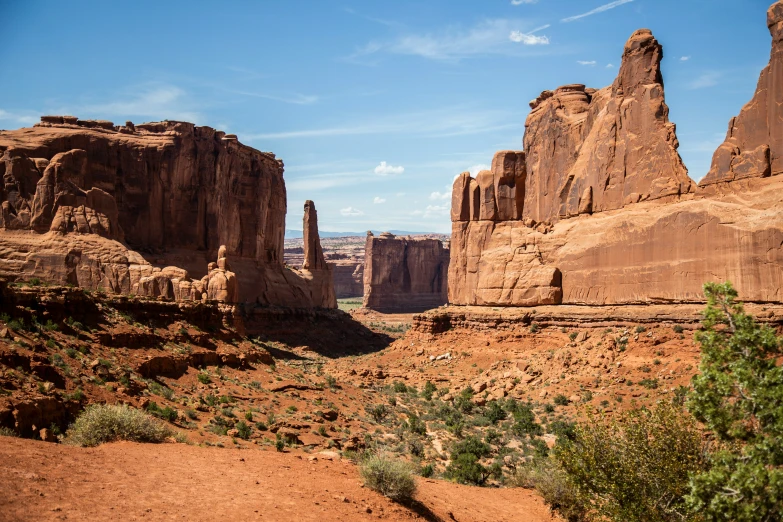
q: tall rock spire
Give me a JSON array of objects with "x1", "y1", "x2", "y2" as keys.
[{"x1": 700, "y1": 1, "x2": 783, "y2": 185}]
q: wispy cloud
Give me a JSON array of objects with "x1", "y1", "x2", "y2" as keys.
[
  {"x1": 373, "y1": 197, "x2": 386, "y2": 204},
  {"x1": 227, "y1": 90, "x2": 319, "y2": 105},
  {"x1": 577, "y1": 60, "x2": 597, "y2": 66},
  {"x1": 680, "y1": 56, "x2": 691, "y2": 61},
  {"x1": 511, "y1": 0, "x2": 538, "y2": 4},
  {"x1": 606, "y1": 63, "x2": 615, "y2": 68},
  {"x1": 75, "y1": 84, "x2": 202, "y2": 122},
  {"x1": 561, "y1": 0, "x2": 634, "y2": 23},
  {"x1": 345, "y1": 19, "x2": 553, "y2": 63},
  {"x1": 429, "y1": 190, "x2": 451, "y2": 201},
  {"x1": 687, "y1": 71, "x2": 722, "y2": 90},
  {"x1": 375, "y1": 161, "x2": 404, "y2": 176},
  {"x1": 469, "y1": 164, "x2": 490, "y2": 176},
  {"x1": 340, "y1": 206, "x2": 364, "y2": 217},
  {"x1": 0, "y1": 109, "x2": 39, "y2": 126},
  {"x1": 245, "y1": 106, "x2": 522, "y2": 141}
]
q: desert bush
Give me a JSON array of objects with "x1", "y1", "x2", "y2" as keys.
[
  {"x1": 66, "y1": 404, "x2": 173, "y2": 446},
  {"x1": 197, "y1": 371, "x2": 211, "y2": 384},
  {"x1": 235, "y1": 420, "x2": 251, "y2": 440},
  {"x1": 366, "y1": 404, "x2": 389, "y2": 423},
  {"x1": 485, "y1": 400, "x2": 507, "y2": 424},
  {"x1": 511, "y1": 459, "x2": 587, "y2": 522},
  {"x1": 686, "y1": 282, "x2": 783, "y2": 522},
  {"x1": 553, "y1": 394, "x2": 569, "y2": 406},
  {"x1": 445, "y1": 436, "x2": 492, "y2": 485},
  {"x1": 421, "y1": 381, "x2": 437, "y2": 401},
  {"x1": 511, "y1": 404, "x2": 542, "y2": 437},
  {"x1": 360, "y1": 454, "x2": 417, "y2": 502},
  {"x1": 554, "y1": 402, "x2": 708, "y2": 522},
  {"x1": 145, "y1": 401, "x2": 178, "y2": 422},
  {"x1": 0, "y1": 426, "x2": 17, "y2": 437}
]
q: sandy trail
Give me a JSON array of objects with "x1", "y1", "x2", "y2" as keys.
[{"x1": 0, "y1": 437, "x2": 559, "y2": 522}]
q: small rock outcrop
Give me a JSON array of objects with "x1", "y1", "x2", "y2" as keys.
[
  {"x1": 363, "y1": 232, "x2": 449, "y2": 312},
  {"x1": 701, "y1": 1, "x2": 783, "y2": 185}
]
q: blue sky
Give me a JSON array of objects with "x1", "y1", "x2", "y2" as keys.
[{"x1": 0, "y1": 0, "x2": 774, "y2": 233}]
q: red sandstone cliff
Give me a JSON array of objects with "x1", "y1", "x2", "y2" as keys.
[
  {"x1": 701, "y1": 2, "x2": 783, "y2": 185},
  {"x1": 363, "y1": 232, "x2": 449, "y2": 313},
  {"x1": 449, "y1": 9, "x2": 783, "y2": 307},
  {"x1": 0, "y1": 118, "x2": 335, "y2": 308}
]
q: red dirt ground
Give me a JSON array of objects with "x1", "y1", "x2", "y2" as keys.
[{"x1": 0, "y1": 436, "x2": 560, "y2": 522}]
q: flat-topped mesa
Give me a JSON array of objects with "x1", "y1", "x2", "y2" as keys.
[
  {"x1": 701, "y1": 0, "x2": 783, "y2": 185},
  {"x1": 0, "y1": 117, "x2": 336, "y2": 308},
  {"x1": 363, "y1": 232, "x2": 449, "y2": 313}
]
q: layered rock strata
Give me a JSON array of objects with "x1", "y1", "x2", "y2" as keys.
[
  {"x1": 363, "y1": 232, "x2": 449, "y2": 312},
  {"x1": 0, "y1": 118, "x2": 335, "y2": 308},
  {"x1": 450, "y1": 14, "x2": 783, "y2": 307}
]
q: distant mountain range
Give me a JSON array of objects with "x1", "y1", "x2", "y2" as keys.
[{"x1": 284, "y1": 229, "x2": 447, "y2": 239}]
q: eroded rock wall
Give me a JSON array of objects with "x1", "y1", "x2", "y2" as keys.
[
  {"x1": 449, "y1": 14, "x2": 783, "y2": 307},
  {"x1": 0, "y1": 118, "x2": 335, "y2": 308},
  {"x1": 363, "y1": 232, "x2": 449, "y2": 312}
]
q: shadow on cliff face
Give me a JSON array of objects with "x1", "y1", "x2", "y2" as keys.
[{"x1": 242, "y1": 307, "x2": 394, "y2": 359}]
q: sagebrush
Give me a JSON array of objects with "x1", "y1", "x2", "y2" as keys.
[{"x1": 66, "y1": 404, "x2": 173, "y2": 447}]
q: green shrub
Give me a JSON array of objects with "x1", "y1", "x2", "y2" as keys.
[
  {"x1": 421, "y1": 381, "x2": 437, "y2": 401},
  {"x1": 236, "y1": 420, "x2": 251, "y2": 440},
  {"x1": 406, "y1": 413, "x2": 427, "y2": 435},
  {"x1": 366, "y1": 404, "x2": 389, "y2": 423},
  {"x1": 360, "y1": 454, "x2": 417, "y2": 502},
  {"x1": 197, "y1": 371, "x2": 211, "y2": 384},
  {"x1": 485, "y1": 400, "x2": 507, "y2": 424},
  {"x1": 145, "y1": 401, "x2": 178, "y2": 423},
  {"x1": 445, "y1": 436, "x2": 492, "y2": 485},
  {"x1": 635, "y1": 325, "x2": 647, "y2": 334},
  {"x1": 529, "y1": 323, "x2": 540, "y2": 333},
  {"x1": 7, "y1": 318, "x2": 24, "y2": 331},
  {"x1": 553, "y1": 394, "x2": 569, "y2": 406},
  {"x1": 673, "y1": 325, "x2": 684, "y2": 334},
  {"x1": 569, "y1": 331, "x2": 578, "y2": 341},
  {"x1": 639, "y1": 378, "x2": 659, "y2": 390},
  {"x1": 0, "y1": 426, "x2": 18, "y2": 437},
  {"x1": 325, "y1": 374, "x2": 337, "y2": 389},
  {"x1": 686, "y1": 282, "x2": 783, "y2": 522},
  {"x1": 66, "y1": 404, "x2": 173, "y2": 446},
  {"x1": 420, "y1": 463, "x2": 434, "y2": 478},
  {"x1": 511, "y1": 404, "x2": 542, "y2": 437},
  {"x1": 275, "y1": 436, "x2": 285, "y2": 452},
  {"x1": 554, "y1": 402, "x2": 707, "y2": 522}
]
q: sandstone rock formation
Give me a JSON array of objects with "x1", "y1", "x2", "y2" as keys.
[
  {"x1": 298, "y1": 201, "x2": 337, "y2": 308},
  {"x1": 449, "y1": 14, "x2": 783, "y2": 307},
  {"x1": 0, "y1": 118, "x2": 335, "y2": 308},
  {"x1": 363, "y1": 232, "x2": 449, "y2": 312},
  {"x1": 701, "y1": 1, "x2": 783, "y2": 185}
]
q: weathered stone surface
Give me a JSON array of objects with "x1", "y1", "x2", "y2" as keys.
[
  {"x1": 363, "y1": 232, "x2": 449, "y2": 312},
  {"x1": 298, "y1": 201, "x2": 336, "y2": 309},
  {"x1": 449, "y1": 17, "x2": 783, "y2": 308},
  {"x1": 0, "y1": 119, "x2": 335, "y2": 308},
  {"x1": 701, "y1": 1, "x2": 783, "y2": 185}
]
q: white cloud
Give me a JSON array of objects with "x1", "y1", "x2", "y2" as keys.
[
  {"x1": 577, "y1": 60, "x2": 597, "y2": 66},
  {"x1": 511, "y1": 0, "x2": 538, "y2": 4},
  {"x1": 346, "y1": 19, "x2": 554, "y2": 62},
  {"x1": 396, "y1": 192, "x2": 406, "y2": 197},
  {"x1": 561, "y1": 0, "x2": 634, "y2": 23},
  {"x1": 687, "y1": 71, "x2": 721, "y2": 90},
  {"x1": 374, "y1": 161, "x2": 405, "y2": 176},
  {"x1": 246, "y1": 106, "x2": 523, "y2": 141},
  {"x1": 680, "y1": 56, "x2": 691, "y2": 61},
  {"x1": 373, "y1": 197, "x2": 386, "y2": 204},
  {"x1": 606, "y1": 63, "x2": 615, "y2": 68},
  {"x1": 411, "y1": 205, "x2": 450, "y2": 219},
  {"x1": 469, "y1": 164, "x2": 491, "y2": 176},
  {"x1": 429, "y1": 191, "x2": 451, "y2": 201},
  {"x1": 340, "y1": 206, "x2": 365, "y2": 217},
  {"x1": 509, "y1": 31, "x2": 550, "y2": 45}
]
